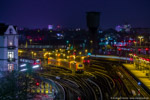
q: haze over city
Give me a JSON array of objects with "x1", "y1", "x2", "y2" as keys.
[{"x1": 0, "y1": 0, "x2": 150, "y2": 29}]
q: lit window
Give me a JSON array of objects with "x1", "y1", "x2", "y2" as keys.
[
  {"x1": 8, "y1": 64, "x2": 14, "y2": 71},
  {"x1": 8, "y1": 52, "x2": 14, "y2": 59},
  {"x1": 9, "y1": 42, "x2": 13, "y2": 46}
]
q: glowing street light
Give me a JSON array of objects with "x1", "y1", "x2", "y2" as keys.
[
  {"x1": 34, "y1": 53, "x2": 36, "y2": 56},
  {"x1": 55, "y1": 53, "x2": 58, "y2": 56},
  {"x1": 43, "y1": 49, "x2": 45, "y2": 52},
  {"x1": 68, "y1": 51, "x2": 70, "y2": 54},
  {"x1": 31, "y1": 51, "x2": 34, "y2": 58},
  {"x1": 29, "y1": 39, "x2": 32, "y2": 44},
  {"x1": 138, "y1": 36, "x2": 143, "y2": 46},
  {"x1": 34, "y1": 53, "x2": 37, "y2": 58},
  {"x1": 56, "y1": 49, "x2": 58, "y2": 52},
  {"x1": 85, "y1": 49, "x2": 88, "y2": 53},
  {"x1": 79, "y1": 52, "x2": 82, "y2": 55},
  {"x1": 90, "y1": 40, "x2": 93, "y2": 44}
]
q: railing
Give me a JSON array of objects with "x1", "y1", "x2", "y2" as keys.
[
  {"x1": 19, "y1": 45, "x2": 66, "y2": 49},
  {"x1": 8, "y1": 46, "x2": 16, "y2": 49},
  {"x1": 7, "y1": 58, "x2": 15, "y2": 62}
]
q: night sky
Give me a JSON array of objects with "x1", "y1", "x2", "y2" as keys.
[{"x1": 0, "y1": 0, "x2": 150, "y2": 29}]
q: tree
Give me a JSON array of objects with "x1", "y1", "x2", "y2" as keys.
[{"x1": 0, "y1": 71, "x2": 34, "y2": 100}]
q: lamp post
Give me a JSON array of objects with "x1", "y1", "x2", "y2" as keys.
[
  {"x1": 29, "y1": 39, "x2": 32, "y2": 45},
  {"x1": 90, "y1": 40, "x2": 93, "y2": 53},
  {"x1": 138, "y1": 36, "x2": 143, "y2": 47},
  {"x1": 31, "y1": 51, "x2": 34, "y2": 58},
  {"x1": 34, "y1": 53, "x2": 36, "y2": 58},
  {"x1": 85, "y1": 49, "x2": 88, "y2": 55},
  {"x1": 79, "y1": 52, "x2": 82, "y2": 55}
]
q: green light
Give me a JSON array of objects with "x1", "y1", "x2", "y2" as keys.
[
  {"x1": 66, "y1": 40, "x2": 69, "y2": 44},
  {"x1": 70, "y1": 45, "x2": 73, "y2": 50}
]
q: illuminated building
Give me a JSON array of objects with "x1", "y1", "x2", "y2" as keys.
[{"x1": 0, "y1": 23, "x2": 18, "y2": 72}]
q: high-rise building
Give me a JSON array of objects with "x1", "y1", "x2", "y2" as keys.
[{"x1": 0, "y1": 23, "x2": 18, "y2": 72}]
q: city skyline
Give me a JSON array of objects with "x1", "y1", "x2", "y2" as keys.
[{"x1": 0, "y1": 0, "x2": 150, "y2": 29}]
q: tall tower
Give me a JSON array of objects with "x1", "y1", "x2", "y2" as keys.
[{"x1": 86, "y1": 12, "x2": 100, "y2": 54}]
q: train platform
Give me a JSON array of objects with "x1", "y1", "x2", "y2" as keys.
[{"x1": 123, "y1": 64, "x2": 150, "y2": 90}]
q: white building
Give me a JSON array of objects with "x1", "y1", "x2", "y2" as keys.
[{"x1": 0, "y1": 24, "x2": 18, "y2": 72}]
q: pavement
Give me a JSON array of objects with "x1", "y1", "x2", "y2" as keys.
[{"x1": 123, "y1": 64, "x2": 150, "y2": 90}]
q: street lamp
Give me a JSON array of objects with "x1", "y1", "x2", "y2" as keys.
[
  {"x1": 85, "y1": 49, "x2": 88, "y2": 55},
  {"x1": 79, "y1": 52, "x2": 82, "y2": 55},
  {"x1": 90, "y1": 40, "x2": 93, "y2": 44},
  {"x1": 29, "y1": 39, "x2": 32, "y2": 45},
  {"x1": 31, "y1": 51, "x2": 34, "y2": 58},
  {"x1": 138, "y1": 36, "x2": 143, "y2": 46},
  {"x1": 56, "y1": 49, "x2": 58, "y2": 53},
  {"x1": 67, "y1": 51, "x2": 70, "y2": 54},
  {"x1": 85, "y1": 49, "x2": 88, "y2": 53},
  {"x1": 34, "y1": 53, "x2": 36, "y2": 58},
  {"x1": 43, "y1": 49, "x2": 46, "y2": 52},
  {"x1": 19, "y1": 50, "x2": 23, "y2": 56}
]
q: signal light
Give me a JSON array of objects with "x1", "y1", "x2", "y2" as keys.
[
  {"x1": 77, "y1": 97, "x2": 81, "y2": 100},
  {"x1": 83, "y1": 60, "x2": 86, "y2": 63},
  {"x1": 146, "y1": 59, "x2": 150, "y2": 61},
  {"x1": 36, "y1": 82, "x2": 40, "y2": 86},
  {"x1": 118, "y1": 48, "x2": 121, "y2": 51},
  {"x1": 138, "y1": 49, "x2": 141, "y2": 51},
  {"x1": 128, "y1": 40, "x2": 131, "y2": 43},
  {"x1": 145, "y1": 48, "x2": 149, "y2": 51},
  {"x1": 87, "y1": 60, "x2": 90, "y2": 63},
  {"x1": 73, "y1": 52, "x2": 76, "y2": 55}
]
